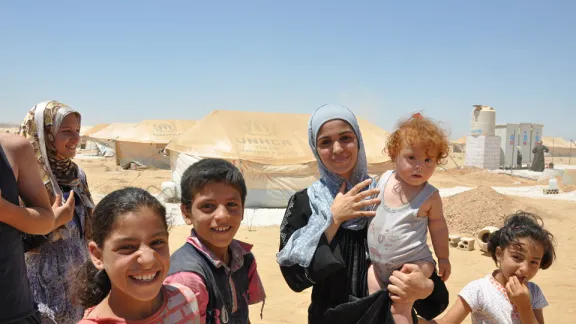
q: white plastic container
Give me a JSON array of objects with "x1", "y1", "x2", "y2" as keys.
[
  {"x1": 470, "y1": 105, "x2": 496, "y2": 136},
  {"x1": 161, "y1": 181, "x2": 178, "y2": 200},
  {"x1": 548, "y1": 178, "x2": 559, "y2": 190}
]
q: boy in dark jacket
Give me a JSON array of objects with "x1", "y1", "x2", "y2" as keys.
[{"x1": 165, "y1": 158, "x2": 265, "y2": 324}]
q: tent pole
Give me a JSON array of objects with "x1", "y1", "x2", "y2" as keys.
[
  {"x1": 511, "y1": 129, "x2": 515, "y2": 170},
  {"x1": 552, "y1": 138, "x2": 555, "y2": 164},
  {"x1": 570, "y1": 139, "x2": 573, "y2": 166}
]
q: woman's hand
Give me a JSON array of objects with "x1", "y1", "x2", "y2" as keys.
[
  {"x1": 387, "y1": 263, "x2": 434, "y2": 303},
  {"x1": 330, "y1": 179, "x2": 380, "y2": 225},
  {"x1": 52, "y1": 192, "x2": 75, "y2": 229}
]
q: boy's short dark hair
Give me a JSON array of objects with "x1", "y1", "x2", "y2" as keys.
[{"x1": 180, "y1": 158, "x2": 247, "y2": 209}]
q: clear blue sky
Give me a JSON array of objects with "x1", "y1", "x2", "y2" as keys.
[{"x1": 2, "y1": 1, "x2": 575, "y2": 139}]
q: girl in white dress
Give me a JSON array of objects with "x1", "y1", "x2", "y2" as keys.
[{"x1": 422, "y1": 211, "x2": 556, "y2": 324}]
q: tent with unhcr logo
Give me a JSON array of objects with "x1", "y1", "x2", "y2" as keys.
[
  {"x1": 165, "y1": 110, "x2": 392, "y2": 208},
  {"x1": 86, "y1": 122, "x2": 137, "y2": 157},
  {"x1": 114, "y1": 120, "x2": 197, "y2": 169}
]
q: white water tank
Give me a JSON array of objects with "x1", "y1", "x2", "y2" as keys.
[{"x1": 470, "y1": 105, "x2": 496, "y2": 136}]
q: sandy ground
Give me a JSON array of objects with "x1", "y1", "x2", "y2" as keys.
[
  {"x1": 0, "y1": 127, "x2": 19, "y2": 134},
  {"x1": 78, "y1": 157, "x2": 172, "y2": 195},
  {"x1": 74, "y1": 156, "x2": 576, "y2": 322}
]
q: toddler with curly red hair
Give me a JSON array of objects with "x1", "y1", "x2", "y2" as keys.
[{"x1": 366, "y1": 113, "x2": 451, "y2": 323}]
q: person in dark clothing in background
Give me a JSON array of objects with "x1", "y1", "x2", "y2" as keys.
[
  {"x1": 276, "y1": 104, "x2": 447, "y2": 323},
  {"x1": 0, "y1": 133, "x2": 55, "y2": 323},
  {"x1": 530, "y1": 141, "x2": 549, "y2": 172}
]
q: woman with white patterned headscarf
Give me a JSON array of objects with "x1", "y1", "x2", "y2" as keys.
[{"x1": 19, "y1": 100, "x2": 94, "y2": 324}]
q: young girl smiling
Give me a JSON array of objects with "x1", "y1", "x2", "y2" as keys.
[
  {"x1": 423, "y1": 211, "x2": 555, "y2": 324},
  {"x1": 72, "y1": 187, "x2": 200, "y2": 323}
]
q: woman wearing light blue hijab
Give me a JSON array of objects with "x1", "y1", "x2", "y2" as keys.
[{"x1": 277, "y1": 104, "x2": 440, "y2": 323}]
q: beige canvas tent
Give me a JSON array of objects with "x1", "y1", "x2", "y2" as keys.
[
  {"x1": 87, "y1": 123, "x2": 136, "y2": 143},
  {"x1": 114, "y1": 120, "x2": 196, "y2": 169},
  {"x1": 450, "y1": 136, "x2": 467, "y2": 153},
  {"x1": 166, "y1": 110, "x2": 391, "y2": 208},
  {"x1": 81, "y1": 123, "x2": 110, "y2": 137},
  {"x1": 80, "y1": 123, "x2": 110, "y2": 150},
  {"x1": 86, "y1": 123, "x2": 136, "y2": 157},
  {"x1": 80, "y1": 125, "x2": 93, "y2": 135},
  {"x1": 542, "y1": 136, "x2": 574, "y2": 157},
  {"x1": 453, "y1": 136, "x2": 467, "y2": 144}
]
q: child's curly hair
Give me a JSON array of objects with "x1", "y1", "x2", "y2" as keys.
[{"x1": 386, "y1": 113, "x2": 450, "y2": 165}]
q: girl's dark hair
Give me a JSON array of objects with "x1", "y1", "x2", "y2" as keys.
[
  {"x1": 487, "y1": 211, "x2": 556, "y2": 269},
  {"x1": 70, "y1": 187, "x2": 167, "y2": 308}
]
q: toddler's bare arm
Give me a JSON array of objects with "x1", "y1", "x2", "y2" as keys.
[
  {"x1": 427, "y1": 192, "x2": 449, "y2": 259},
  {"x1": 427, "y1": 192, "x2": 451, "y2": 280}
]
